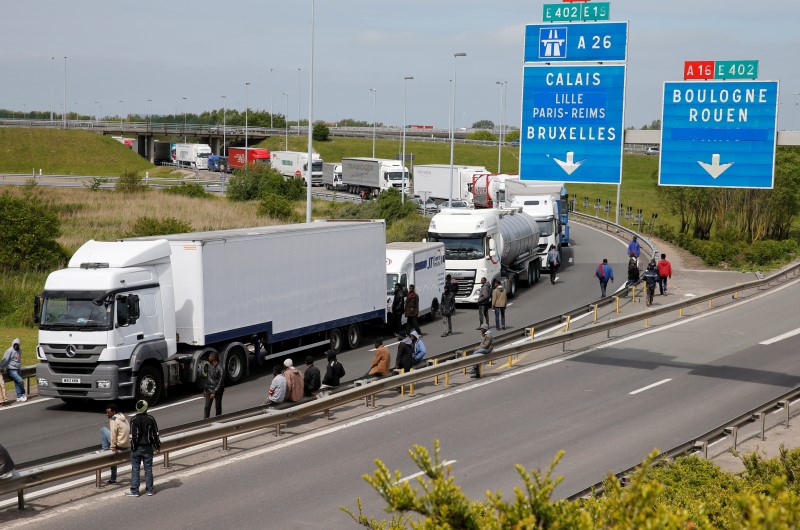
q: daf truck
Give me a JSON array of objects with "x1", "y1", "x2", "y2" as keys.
[
  {"x1": 34, "y1": 221, "x2": 386, "y2": 406},
  {"x1": 427, "y1": 208, "x2": 541, "y2": 303},
  {"x1": 174, "y1": 143, "x2": 212, "y2": 169},
  {"x1": 341, "y1": 157, "x2": 409, "y2": 196},
  {"x1": 385, "y1": 242, "x2": 446, "y2": 324},
  {"x1": 270, "y1": 151, "x2": 323, "y2": 186}
]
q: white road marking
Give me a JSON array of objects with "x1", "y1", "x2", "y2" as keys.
[
  {"x1": 628, "y1": 379, "x2": 671, "y2": 395},
  {"x1": 145, "y1": 396, "x2": 204, "y2": 413},
  {"x1": 0, "y1": 396, "x2": 53, "y2": 412},
  {"x1": 759, "y1": 327, "x2": 800, "y2": 346},
  {"x1": 395, "y1": 459, "x2": 457, "y2": 484}
]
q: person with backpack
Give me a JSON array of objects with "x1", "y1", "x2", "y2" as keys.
[
  {"x1": 657, "y1": 253, "x2": 672, "y2": 295},
  {"x1": 625, "y1": 252, "x2": 640, "y2": 288},
  {"x1": 546, "y1": 247, "x2": 560, "y2": 284},
  {"x1": 595, "y1": 259, "x2": 614, "y2": 297},
  {"x1": 321, "y1": 350, "x2": 346, "y2": 387},
  {"x1": 642, "y1": 260, "x2": 659, "y2": 306},
  {"x1": 126, "y1": 400, "x2": 161, "y2": 497}
]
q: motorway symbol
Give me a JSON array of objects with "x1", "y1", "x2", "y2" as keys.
[
  {"x1": 525, "y1": 22, "x2": 628, "y2": 63},
  {"x1": 697, "y1": 154, "x2": 733, "y2": 179},
  {"x1": 550, "y1": 152, "x2": 584, "y2": 175},
  {"x1": 539, "y1": 27, "x2": 568, "y2": 59}
]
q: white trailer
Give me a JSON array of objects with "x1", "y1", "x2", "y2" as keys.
[
  {"x1": 413, "y1": 164, "x2": 488, "y2": 204},
  {"x1": 174, "y1": 143, "x2": 212, "y2": 169},
  {"x1": 385, "y1": 242, "x2": 446, "y2": 323},
  {"x1": 341, "y1": 157, "x2": 409, "y2": 196},
  {"x1": 323, "y1": 163, "x2": 345, "y2": 191},
  {"x1": 34, "y1": 221, "x2": 386, "y2": 405},
  {"x1": 270, "y1": 151, "x2": 323, "y2": 186}
]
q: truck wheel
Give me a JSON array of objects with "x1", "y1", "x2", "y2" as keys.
[
  {"x1": 428, "y1": 299, "x2": 439, "y2": 321},
  {"x1": 195, "y1": 351, "x2": 212, "y2": 390},
  {"x1": 224, "y1": 346, "x2": 246, "y2": 385},
  {"x1": 534, "y1": 264, "x2": 541, "y2": 284},
  {"x1": 346, "y1": 324, "x2": 361, "y2": 350},
  {"x1": 507, "y1": 274, "x2": 518, "y2": 299},
  {"x1": 135, "y1": 365, "x2": 163, "y2": 407},
  {"x1": 525, "y1": 264, "x2": 535, "y2": 287},
  {"x1": 329, "y1": 328, "x2": 344, "y2": 354}
]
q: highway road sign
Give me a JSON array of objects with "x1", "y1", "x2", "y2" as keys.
[
  {"x1": 524, "y1": 21, "x2": 628, "y2": 63},
  {"x1": 715, "y1": 60, "x2": 759, "y2": 80},
  {"x1": 543, "y1": 2, "x2": 610, "y2": 22},
  {"x1": 659, "y1": 80, "x2": 779, "y2": 188},
  {"x1": 519, "y1": 64, "x2": 626, "y2": 184}
]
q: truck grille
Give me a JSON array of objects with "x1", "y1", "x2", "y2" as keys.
[
  {"x1": 42, "y1": 344, "x2": 104, "y2": 363},
  {"x1": 47, "y1": 363, "x2": 97, "y2": 375}
]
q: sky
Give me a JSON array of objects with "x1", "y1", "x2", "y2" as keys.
[{"x1": 2, "y1": 0, "x2": 799, "y2": 130}]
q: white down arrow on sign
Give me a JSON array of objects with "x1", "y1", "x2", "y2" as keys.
[{"x1": 697, "y1": 154, "x2": 733, "y2": 179}]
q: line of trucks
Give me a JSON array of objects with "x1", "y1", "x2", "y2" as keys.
[{"x1": 33, "y1": 202, "x2": 551, "y2": 406}]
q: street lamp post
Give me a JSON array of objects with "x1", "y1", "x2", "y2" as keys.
[
  {"x1": 283, "y1": 92, "x2": 289, "y2": 149},
  {"x1": 402, "y1": 76, "x2": 414, "y2": 205},
  {"x1": 269, "y1": 68, "x2": 274, "y2": 129},
  {"x1": 305, "y1": 0, "x2": 315, "y2": 223},
  {"x1": 182, "y1": 97, "x2": 187, "y2": 142},
  {"x1": 63, "y1": 56, "x2": 67, "y2": 129},
  {"x1": 448, "y1": 52, "x2": 467, "y2": 207},
  {"x1": 221, "y1": 95, "x2": 227, "y2": 156},
  {"x1": 245, "y1": 82, "x2": 250, "y2": 168},
  {"x1": 793, "y1": 92, "x2": 800, "y2": 131},
  {"x1": 495, "y1": 80, "x2": 507, "y2": 173},
  {"x1": 74, "y1": 102, "x2": 78, "y2": 121},
  {"x1": 147, "y1": 99, "x2": 152, "y2": 131},
  {"x1": 119, "y1": 100, "x2": 123, "y2": 129},
  {"x1": 297, "y1": 68, "x2": 302, "y2": 135},
  {"x1": 50, "y1": 56, "x2": 55, "y2": 122},
  {"x1": 370, "y1": 88, "x2": 377, "y2": 158}
]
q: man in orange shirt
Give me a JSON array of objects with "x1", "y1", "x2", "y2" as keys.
[{"x1": 657, "y1": 253, "x2": 672, "y2": 295}]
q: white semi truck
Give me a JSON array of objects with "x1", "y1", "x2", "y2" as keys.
[
  {"x1": 322, "y1": 163, "x2": 345, "y2": 191},
  {"x1": 174, "y1": 143, "x2": 212, "y2": 169},
  {"x1": 270, "y1": 151, "x2": 323, "y2": 186},
  {"x1": 341, "y1": 157, "x2": 409, "y2": 196},
  {"x1": 427, "y1": 209, "x2": 541, "y2": 303},
  {"x1": 34, "y1": 221, "x2": 386, "y2": 405},
  {"x1": 506, "y1": 180, "x2": 570, "y2": 271},
  {"x1": 385, "y1": 242, "x2": 446, "y2": 324},
  {"x1": 412, "y1": 164, "x2": 488, "y2": 204}
]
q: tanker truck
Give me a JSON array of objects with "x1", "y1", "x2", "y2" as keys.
[{"x1": 427, "y1": 208, "x2": 541, "y2": 302}]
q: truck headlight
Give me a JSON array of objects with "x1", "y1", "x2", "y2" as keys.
[
  {"x1": 37, "y1": 346, "x2": 46, "y2": 360},
  {"x1": 38, "y1": 378, "x2": 49, "y2": 387},
  {"x1": 96, "y1": 380, "x2": 112, "y2": 389}
]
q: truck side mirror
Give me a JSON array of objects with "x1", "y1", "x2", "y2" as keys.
[{"x1": 33, "y1": 295, "x2": 42, "y2": 324}]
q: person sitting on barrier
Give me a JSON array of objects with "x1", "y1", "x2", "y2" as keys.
[
  {"x1": 395, "y1": 332, "x2": 414, "y2": 373},
  {"x1": 100, "y1": 402, "x2": 130, "y2": 485},
  {"x1": 470, "y1": 324, "x2": 494, "y2": 379},
  {"x1": 363, "y1": 339, "x2": 390, "y2": 379},
  {"x1": 410, "y1": 330, "x2": 427, "y2": 366},
  {"x1": 321, "y1": 350, "x2": 346, "y2": 387},
  {"x1": 264, "y1": 365, "x2": 287, "y2": 407},
  {"x1": 283, "y1": 358, "x2": 304, "y2": 402},
  {"x1": 303, "y1": 356, "x2": 321, "y2": 396},
  {"x1": 0, "y1": 443, "x2": 15, "y2": 480}
]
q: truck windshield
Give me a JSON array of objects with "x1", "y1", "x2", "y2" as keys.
[
  {"x1": 312, "y1": 161, "x2": 323, "y2": 172},
  {"x1": 428, "y1": 235, "x2": 485, "y2": 261},
  {"x1": 40, "y1": 296, "x2": 113, "y2": 331},
  {"x1": 198, "y1": 152, "x2": 210, "y2": 158},
  {"x1": 386, "y1": 274, "x2": 399, "y2": 294},
  {"x1": 386, "y1": 171, "x2": 407, "y2": 181},
  {"x1": 538, "y1": 220, "x2": 555, "y2": 237}
]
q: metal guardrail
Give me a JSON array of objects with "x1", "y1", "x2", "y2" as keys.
[{"x1": 3, "y1": 215, "x2": 798, "y2": 508}]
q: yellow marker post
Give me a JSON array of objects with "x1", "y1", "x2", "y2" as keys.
[
  {"x1": 593, "y1": 304, "x2": 598, "y2": 323},
  {"x1": 433, "y1": 359, "x2": 439, "y2": 385},
  {"x1": 445, "y1": 370, "x2": 450, "y2": 386},
  {"x1": 399, "y1": 368, "x2": 405, "y2": 396},
  {"x1": 462, "y1": 351, "x2": 468, "y2": 375},
  {"x1": 409, "y1": 380, "x2": 414, "y2": 397},
  {"x1": 631, "y1": 284, "x2": 636, "y2": 302},
  {"x1": 563, "y1": 315, "x2": 571, "y2": 332},
  {"x1": 614, "y1": 296, "x2": 620, "y2": 314},
  {"x1": 529, "y1": 327, "x2": 535, "y2": 340},
  {"x1": 645, "y1": 318, "x2": 649, "y2": 328},
  {"x1": 508, "y1": 354, "x2": 514, "y2": 368},
  {"x1": 709, "y1": 298, "x2": 713, "y2": 308}
]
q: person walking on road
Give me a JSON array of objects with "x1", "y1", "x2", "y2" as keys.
[
  {"x1": 264, "y1": 364, "x2": 287, "y2": 407},
  {"x1": 404, "y1": 284, "x2": 421, "y2": 336},
  {"x1": 470, "y1": 324, "x2": 494, "y2": 379},
  {"x1": 126, "y1": 400, "x2": 161, "y2": 497},
  {"x1": 643, "y1": 260, "x2": 659, "y2": 306},
  {"x1": 657, "y1": 253, "x2": 672, "y2": 295},
  {"x1": 303, "y1": 356, "x2": 321, "y2": 396},
  {"x1": 100, "y1": 402, "x2": 130, "y2": 485},
  {"x1": 440, "y1": 274, "x2": 457, "y2": 337},
  {"x1": 595, "y1": 259, "x2": 614, "y2": 297},
  {"x1": 627, "y1": 235, "x2": 641, "y2": 267},
  {"x1": 203, "y1": 352, "x2": 224, "y2": 419},
  {"x1": 391, "y1": 283, "x2": 405, "y2": 337},
  {"x1": 546, "y1": 247, "x2": 560, "y2": 284},
  {"x1": 625, "y1": 253, "x2": 640, "y2": 288},
  {"x1": 1, "y1": 339, "x2": 27, "y2": 403},
  {"x1": 321, "y1": 350, "x2": 346, "y2": 387},
  {"x1": 491, "y1": 279, "x2": 507, "y2": 330},
  {"x1": 476, "y1": 277, "x2": 491, "y2": 329}
]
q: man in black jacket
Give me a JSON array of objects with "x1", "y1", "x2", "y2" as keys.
[
  {"x1": 391, "y1": 283, "x2": 405, "y2": 337},
  {"x1": 127, "y1": 400, "x2": 161, "y2": 497},
  {"x1": 203, "y1": 352, "x2": 225, "y2": 419},
  {"x1": 303, "y1": 356, "x2": 321, "y2": 396}
]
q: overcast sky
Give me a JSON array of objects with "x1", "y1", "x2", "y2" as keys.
[{"x1": 2, "y1": 1, "x2": 798, "y2": 130}]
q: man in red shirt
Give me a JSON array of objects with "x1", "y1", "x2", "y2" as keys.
[{"x1": 657, "y1": 253, "x2": 672, "y2": 295}]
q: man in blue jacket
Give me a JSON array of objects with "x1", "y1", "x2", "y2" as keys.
[
  {"x1": 627, "y1": 235, "x2": 641, "y2": 266},
  {"x1": 595, "y1": 259, "x2": 614, "y2": 297}
]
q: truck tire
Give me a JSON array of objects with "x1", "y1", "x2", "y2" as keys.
[
  {"x1": 224, "y1": 346, "x2": 246, "y2": 385},
  {"x1": 525, "y1": 263, "x2": 536, "y2": 287},
  {"x1": 194, "y1": 350, "x2": 213, "y2": 390},
  {"x1": 507, "y1": 274, "x2": 518, "y2": 299},
  {"x1": 135, "y1": 364, "x2": 163, "y2": 407},
  {"x1": 346, "y1": 324, "x2": 361, "y2": 350},
  {"x1": 428, "y1": 299, "x2": 439, "y2": 321},
  {"x1": 329, "y1": 328, "x2": 344, "y2": 354},
  {"x1": 534, "y1": 263, "x2": 541, "y2": 283}
]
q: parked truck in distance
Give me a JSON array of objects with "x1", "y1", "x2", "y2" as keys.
[
  {"x1": 34, "y1": 221, "x2": 387, "y2": 406},
  {"x1": 228, "y1": 147, "x2": 270, "y2": 171},
  {"x1": 428, "y1": 208, "x2": 541, "y2": 302},
  {"x1": 341, "y1": 157, "x2": 409, "y2": 196},
  {"x1": 174, "y1": 143, "x2": 212, "y2": 170},
  {"x1": 207, "y1": 155, "x2": 229, "y2": 173},
  {"x1": 153, "y1": 141, "x2": 174, "y2": 165},
  {"x1": 413, "y1": 164, "x2": 488, "y2": 204},
  {"x1": 506, "y1": 179, "x2": 570, "y2": 251},
  {"x1": 270, "y1": 151, "x2": 323, "y2": 186},
  {"x1": 385, "y1": 242, "x2": 446, "y2": 325},
  {"x1": 323, "y1": 163, "x2": 345, "y2": 191}
]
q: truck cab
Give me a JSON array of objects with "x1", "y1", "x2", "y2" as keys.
[
  {"x1": 511, "y1": 194, "x2": 561, "y2": 270},
  {"x1": 385, "y1": 242, "x2": 446, "y2": 321}
]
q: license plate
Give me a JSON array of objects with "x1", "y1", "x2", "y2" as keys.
[{"x1": 61, "y1": 378, "x2": 81, "y2": 384}]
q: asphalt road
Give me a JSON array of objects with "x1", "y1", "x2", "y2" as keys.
[
  {"x1": 0, "y1": 222, "x2": 628, "y2": 466},
  {"x1": 10, "y1": 262, "x2": 800, "y2": 529}
]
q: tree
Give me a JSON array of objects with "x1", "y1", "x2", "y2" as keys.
[
  {"x1": 313, "y1": 122, "x2": 331, "y2": 141},
  {"x1": 504, "y1": 129, "x2": 520, "y2": 142},
  {"x1": 472, "y1": 119, "x2": 495, "y2": 129},
  {"x1": 467, "y1": 130, "x2": 498, "y2": 141},
  {"x1": 0, "y1": 192, "x2": 68, "y2": 271},
  {"x1": 641, "y1": 119, "x2": 661, "y2": 130}
]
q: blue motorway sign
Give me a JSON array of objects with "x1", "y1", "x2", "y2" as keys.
[
  {"x1": 659, "y1": 80, "x2": 779, "y2": 188},
  {"x1": 519, "y1": 64, "x2": 626, "y2": 184},
  {"x1": 524, "y1": 22, "x2": 628, "y2": 63}
]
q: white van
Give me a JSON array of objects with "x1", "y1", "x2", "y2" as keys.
[{"x1": 386, "y1": 242, "x2": 446, "y2": 322}]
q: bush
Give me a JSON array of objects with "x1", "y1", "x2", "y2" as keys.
[
  {"x1": 227, "y1": 165, "x2": 305, "y2": 202},
  {"x1": 257, "y1": 193, "x2": 295, "y2": 221},
  {"x1": 313, "y1": 123, "x2": 330, "y2": 141},
  {"x1": 0, "y1": 193, "x2": 68, "y2": 271},
  {"x1": 115, "y1": 170, "x2": 149, "y2": 193},
  {"x1": 386, "y1": 214, "x2": 430, "y2": 242},
  {"x1": 505, "y1": 129, "x2": 520, "y2": 142},
  {"x1": 127, "y1": 216, "x2": 192, "y2": 237},
  {"x1": 163, "y1": 182, "x2": 210, "y2": 199},
  {"x1": 467, "y1": 130, "x2": 498, "y2": 141},
  {"x1": 744, "y1": 239, "x2": 796, "y2": 266}
]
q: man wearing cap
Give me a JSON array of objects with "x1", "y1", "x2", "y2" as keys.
[
  {"x1": 126, "y1": 400, "x2": 161, "y2": 497},
  {"x1": 470, "y1": 324, "x2": 494, "y2": 379},
  {"x1": 410, "y1": 330, "x2": 427, "y2": 366},
  {"x1": 283, "y1": 358, "x2": 304, "y2": 402},
  {"x1": 322, "y1": 350, "x2": 346, "y2": 387}
]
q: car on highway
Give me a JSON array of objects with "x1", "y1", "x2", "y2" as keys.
[
  {"x1": 409, "y1": 196, "x2": 439, "y2": 214},
  {"x1": 645, "y1": 146, "x2": 660, "y2": 156},
  {"x1": 439, "y1": 199, "x2": 471, "y2": 209}
]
